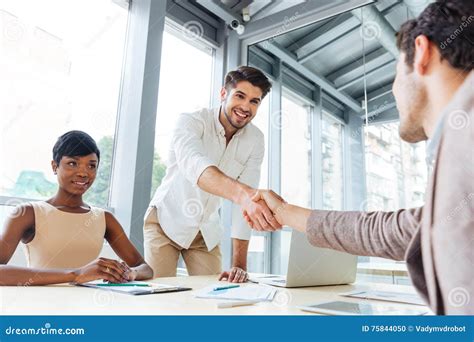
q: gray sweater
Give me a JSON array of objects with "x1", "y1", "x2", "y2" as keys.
[{"x1": 306, "y1": 71, "x2": 473, "y2": 315}]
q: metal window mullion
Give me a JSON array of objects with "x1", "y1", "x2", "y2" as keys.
[
  {"x1": 311, "y1": 87, "x2": 323, "y2": 210},
  {"x1": 269, "y1": 60, "x2": 282, "y2": 275},
  {"x1": 340, "y1": 121, "x2": 347, "y2": 210},
  {"x1": 220, "y1": 30, "x2": 241, "y2": 271}
]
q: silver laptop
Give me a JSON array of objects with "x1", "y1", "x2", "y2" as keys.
[{"x1": 249, "y1": 230, "x2": 357, "y2": 288}]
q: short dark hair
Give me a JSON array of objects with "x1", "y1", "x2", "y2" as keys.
[
  {"x1": 396, "y1": 0, "x2": 474, "y2": 70},
  {"x1": 224, "y1": 66, "x2": 272, "y2": 99},
  {"x1": 53, "y1": 130, "x2": 100, "y2": 165}
]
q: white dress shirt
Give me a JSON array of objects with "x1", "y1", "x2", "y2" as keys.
[{"x1": 148, "y1": 107, "x2": 264, "y2": 251}]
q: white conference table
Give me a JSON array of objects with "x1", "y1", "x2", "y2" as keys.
[{"x1": 0, "y1": 275, "x2": 429, "y2": 315}]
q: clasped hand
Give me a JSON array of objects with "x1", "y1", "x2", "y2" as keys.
[{"x1": 242, "y1": 189, "x2": 287, "y2": 231}]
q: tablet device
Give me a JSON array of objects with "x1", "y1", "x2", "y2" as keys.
[
  {"x1": 340, "y1": 290, "x2": 425, "y2": 305},
  {"x1": 299, "y1": 300, "x2": 428, "y2": 315}
]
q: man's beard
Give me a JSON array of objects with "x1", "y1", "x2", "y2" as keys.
[
  {"x1": 223, "y1": 105, "x2": 248, "y2": 129},
  {"x1": 398, "y1": 79, "x2": 429, "y2": 143},
  {"x1": 399, "y1": 120, "x2": 428, "y2": 143}
]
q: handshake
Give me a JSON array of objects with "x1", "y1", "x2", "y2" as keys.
[{"x1": 241, "y1": 189, "x2": 288, "y2": 231}]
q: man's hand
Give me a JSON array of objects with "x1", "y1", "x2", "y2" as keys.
[
  {"x1": 239, "y1": 188, "x2": 282, "y2": 231},
  {"x1": 197, "y1": 166, "x2": 281, "y2": 231},
  {"x1": 244, "y1": 190, "x2": 287, "y2": 230},
  {"x1": 218, "y1": 267, "x2": 248, "y2": 283}
]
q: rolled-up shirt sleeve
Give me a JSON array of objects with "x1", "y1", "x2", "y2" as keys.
[
  {"x1": 172, "y1": 113, "x2": 216, "y2": 187},
  {"x1": 230, "y1": 130, "x2": 265, "y2": 240}
]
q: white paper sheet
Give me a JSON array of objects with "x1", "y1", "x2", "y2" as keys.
[
  {"x1": 78, "y1": 280, "x2": 183, "y2": 295},
  {"x1": 195, "y1": 284, "x2": 277, "y2": 301}
]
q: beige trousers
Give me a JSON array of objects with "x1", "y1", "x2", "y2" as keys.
[{"x1": 143, "y1": 207, "x2": 222, "y2": 277}]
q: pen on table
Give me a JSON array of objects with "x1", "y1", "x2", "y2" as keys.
[
  {"x1": 213, "y1": 284, "x2": 240, "y2": 291},
  {"x1": 96, "y1": 283, "x2": 150, "y2": 287},
  {"x1": 217, "y1": 300, "x2": 260, "y2": 308}
]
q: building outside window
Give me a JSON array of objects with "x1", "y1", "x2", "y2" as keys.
[
  {"x1": 321, "y1": 113, "x2": 344, "y2": 210},
  {"x1": 360, "y1": 121, "x2": 428, "y2": 283}
]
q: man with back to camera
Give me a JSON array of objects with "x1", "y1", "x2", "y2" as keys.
[
  {"x1": 249, "y1": 0, "x2": 473, "y2": 314},
  {"x1": 143, "y1": 66, "x2": 280, "y2": 282}
]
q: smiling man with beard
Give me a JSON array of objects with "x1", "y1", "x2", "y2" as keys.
[{"x1": 144, "y1": 66, "x2": 279, "y2": 282}]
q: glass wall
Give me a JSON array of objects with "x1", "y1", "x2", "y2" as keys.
[
  {"x1": 150, "y1": 23, "x2": 214, "y2": 196},
  {"x1": 0, "y1": 0, "x2": 129, "y2": 208},
  {"x1": 281, "y1": 90, "x2": 312, "y2": 208},
  {"x1": 362, "y1": 122, "x2": 428, "y2": 273},
  {"x1": 277, "y1": 89, "x2": 312, "y2": 275},
  {"x1": 321, "y1": 113, "x2": 344, "y2": 210},
  {"x1": 364, "y1": 122, "x2": 428, "y2": 211}
]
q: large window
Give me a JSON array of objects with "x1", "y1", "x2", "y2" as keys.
[
  {"x1": 281, "y1": 90, "x2": 312, "y2": 208},
  {"x1": 0, "y1": 0, "x2": 129, "y2": 208},
  {"x1": 150, "y1": 22, "x2": 214, "y2": 195},
  {"x1": 277, "y1": 90, "x2": 312, "y2": 275},
  {"x1": 362, "y1": 122, "x2": 428, "y2": 274},
  {"x1": 364, "y1": 122, "x2": 428, "y2": 211},
  {"x1": 321, "y1": 113, "x2": 344, "y2": 210}
]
